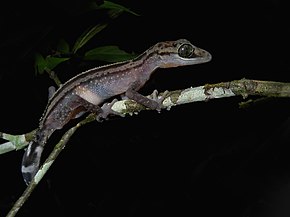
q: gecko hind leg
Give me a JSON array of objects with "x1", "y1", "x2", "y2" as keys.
[
  {"x1": 97, "y1": 99, "x2": 125, "y2": 121},
  {"x1": 84, "y1": 99, "x2": 124, "y2": 122},
  {"x1": 48, "y1": 86, "x2": 56, "y2": 99}
]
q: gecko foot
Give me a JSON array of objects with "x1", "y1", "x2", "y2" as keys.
[
  {"x1": 48, "y1": 86, "x2": 56, "y2": 99},
  {"x1": 149, "y1": 90, "x2": 170, "y2": 112},
  {"x1": 96, "y1": 99, "x2": 124, "y2": 121}
]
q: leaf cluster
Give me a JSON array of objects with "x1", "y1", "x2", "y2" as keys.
[{"x1": 34, "y1": 1, "x2": 138, "y2": 75}]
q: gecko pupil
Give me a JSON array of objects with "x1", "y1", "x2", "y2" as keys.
[{"x1": 178, "y1": 44, "x2": 194, "y2": 58}]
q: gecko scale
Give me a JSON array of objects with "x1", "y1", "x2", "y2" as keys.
[{"x1": 21, "y1": 39, "x2": 212, "y2": 184}]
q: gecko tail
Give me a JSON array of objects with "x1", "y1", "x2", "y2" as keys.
[{"x1": 21, "y1": 140, "x2": 44, "y2": 185}]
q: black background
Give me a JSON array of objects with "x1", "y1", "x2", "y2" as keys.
[{"x1": 1, "y1": 0, "x2": 290, "y2": 216}]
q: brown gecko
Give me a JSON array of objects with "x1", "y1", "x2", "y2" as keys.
[{"x1": 21, "y1": 39, "x2": 212, "y2": 184}]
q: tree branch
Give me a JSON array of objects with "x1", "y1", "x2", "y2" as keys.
[
  {"x1": 3, "y1": 78, "x2": 290, "y2": 216},
  {"x1": 2, "y1": 79, "x2": 290, "y2": 155},
  {"x1": 5, "y1": 114, "x2": 95, "y2": 217},
  {"x1": 2, "y1": 79, "x2": 290, "y2": 154}
]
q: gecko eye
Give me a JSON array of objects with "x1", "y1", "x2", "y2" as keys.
[{"x1": 178, "y1": 44, "x2": 195, "y2": 58}]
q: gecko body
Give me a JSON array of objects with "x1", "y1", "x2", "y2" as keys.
[{"x1": 21, "y1": 39, "x2": 212, "y2": 184}]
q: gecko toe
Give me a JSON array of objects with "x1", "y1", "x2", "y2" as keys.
[
  {"x1": 96, "y1": 99, "x2": 124, "y2": 121},
  {"x1": 149, "y1": 90, "x2": 170, "y2": 112}
]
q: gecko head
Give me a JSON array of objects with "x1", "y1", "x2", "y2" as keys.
[{"x1": 157, "y1": 39, "x2": 212, "y2": 68}]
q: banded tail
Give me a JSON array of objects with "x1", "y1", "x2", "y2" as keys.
[
  {"x1": 21, "y1": 128, "x2": 54, "y2": 185},
  {"x1": 21, "y1": 140, "x2": 44, "y2": 185}
]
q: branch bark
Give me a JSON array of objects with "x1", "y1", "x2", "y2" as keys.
[{"x1": 3, "y1": 78, "x2": 290, "y2": 217}]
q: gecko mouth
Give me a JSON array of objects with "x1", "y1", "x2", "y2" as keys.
[
  {"x1": 180, "y1": 48, "x2": 211, "y2": 65},
  {"x1": 194, "y1": 48, "x2": 212, "y2": 60}
]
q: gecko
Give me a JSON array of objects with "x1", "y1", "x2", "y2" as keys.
[{"x1": 21, "y1": 39, "x2": 212, "y2": 184}]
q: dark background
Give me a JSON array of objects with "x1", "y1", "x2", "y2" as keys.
[{"x1": 1, "y1": 0, "x2": 290, "y2": 216}]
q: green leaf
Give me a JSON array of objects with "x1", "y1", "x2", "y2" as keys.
[
  {"x1": 45, "y1": 56, "x2": 69, "y2": 71},
  {"x1": 84, "y1": 45, "x2": 137, "y2": 63},
  {"x1": 34, "y1": 53, "x2": 46, "y2": 74},
  {"x1": 72, "y1": 23, "x2": 108, "y2": 53},
  {"x1": 99, "y1": 1, "x2": 139, "y2": 16},
  {"x1": 57, "y1": 39, "x2": 70, "y2": 53},
  {"x1": 77, "y1": 1, "x2": 139, "y2": 17}
]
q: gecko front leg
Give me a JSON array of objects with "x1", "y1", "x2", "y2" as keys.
[
  {"x1": 125, "y1": 88, "x2": 169, "y2": 112},
  {"x1": 149, "y1": 90, "x2": 169, "y2": 111}
]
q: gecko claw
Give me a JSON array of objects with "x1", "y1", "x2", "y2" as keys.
[
  {"x1": 149, "y1": 90, "x2": 169, "y2": 112},
  {"x1": 96, "y1": 99, "x2": 124, "y2": 121}
]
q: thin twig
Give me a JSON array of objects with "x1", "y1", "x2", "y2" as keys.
[
  {"x1": 2, "y1": 79, "x2": 290, "y2": 154},
  {"x1": 6, "y1": 114, "x2": 96, "y2": 217},
  {"x1": 45, "y1": 68, "x2": 62, "y2": 87},
  {"x1": 3, "y1": 78, "x2": 290, "y2": 216}
]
